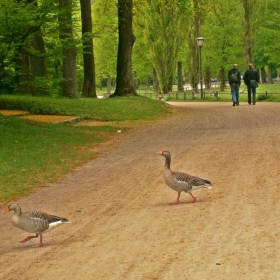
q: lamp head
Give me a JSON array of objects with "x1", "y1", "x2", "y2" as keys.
[{"x1": 196, "y1": 37, "x2": 204, "y2": 47}]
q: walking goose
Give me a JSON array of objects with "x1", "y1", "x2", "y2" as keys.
[
  {"x1": 157, "y1": 151, "x2": 212, "y2": 204},
  {"x1": 4, "y1": 202, "x2": 70, "y2": 248}
]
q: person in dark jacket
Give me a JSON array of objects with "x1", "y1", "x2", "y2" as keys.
[
  {"x1": 243, "y1": 63, "x2": 260, "y2": 105},
  {"x1": 228, "y1": 64, "x2": 242, "y2": 106}
]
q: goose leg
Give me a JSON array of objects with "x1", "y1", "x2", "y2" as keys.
[
  {"x1": 170, "y1": 192, "x2": 181, "y2": 205},
  {"x1": 20, "y1": 234, "x2": 38, "y2": 243},
  {"x1": 189, "y1": 192, "x2": 197, "y2": 203},
  {"x1": 32, "y1": 234, "x2": 44, "y2": 248}
]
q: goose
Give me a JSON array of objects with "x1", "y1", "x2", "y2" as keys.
[
  {"x1": 4, "y1": 202, "x2": 71, "y2": 248},
  {"x1": 157, "y1": 151, "x2": 212, "y2": 204}
]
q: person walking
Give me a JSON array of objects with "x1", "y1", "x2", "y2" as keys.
[
  {"x1": 243, "y1": 63, "x2": 260, "y2": 105},
  {"x1": 228, "y1": 64, "x2": 241, "y2": 106}
]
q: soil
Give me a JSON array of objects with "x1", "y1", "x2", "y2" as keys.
[
  {"x1": 0, "y1": 110, "x2": 79, "y2": 123},
  {"x1": 1, "y1": 102, "x2": 280, "y2": 280}
]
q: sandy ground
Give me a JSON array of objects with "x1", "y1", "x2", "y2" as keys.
[{"x1": 1, "y1": 102, "x2": 280, "y2": 280}]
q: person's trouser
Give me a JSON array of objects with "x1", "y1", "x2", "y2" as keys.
[
  {"x1": 231, "y1": 84, "x2": 239, "y2": 104},
  {"x1": 247, "y1": 86, "x2": 257, "y2": 104}
]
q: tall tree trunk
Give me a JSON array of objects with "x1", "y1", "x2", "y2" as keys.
[
  {"x1": 242, "y1": 0, "x2": 252, "y2": 65},
  {"x1": 177, "y1": 61, "x2": 184, "y2": 91},
  {"x1": 58, "y1": 0, "x2": 77, "y2": 98},
  {"x1": 153, "y1": 68, "x2": 160, "y2": 93},
  {"x1": 14, "y1": 0, "x2": 47, "y2": 95},
  {"x1": 187, "y1": 0, "x2": 200, "y2": 92},
  {"x1": 30, "y1": 30, "x2": 48, "y2": 95},
  {"x1": 219, "y1": 66, "x2": 226, "y2": 91},
  {"x1": 260, "y1": 67, "x2": 266, "y2": 84},
  {"x1": 107, "y1": 76, "x2": 112, "y2": 94},
  {"x1": 112, "y1": 0, "x2": 137, "y2": 97},
  {"x1": 205, "y1": 65, "x2": 211, "y2": 90},
  {"x1": 80, "y1": 0, "x2": 96, "y2": 98},
  {"x1": 14, "y1": 47, "x2": 32, "y2": 94},
  {"x1": 267, "y1": 66, "x2": 273, "y2": 83}
]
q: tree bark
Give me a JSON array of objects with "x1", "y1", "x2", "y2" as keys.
[
  {"x1": 204, "y1": 65, "x2": 211, "y2": 90},
  {"x1": 242, "y1": 0, "x2": 252, "y2": 65},
  {"x1": 58, "y1": 0, "x2": 77, "y2": 98},
  {"x1": 13, "y1": 0, "x2": 47, "y2": 95},
  {"x1": 112, "y1": 0, "x2": 137, "y2": 97},
  {"x1": 177, "y1": 61, "x2": 184, "y2": 91},
  {"x1": 30, "y1": 30, "x2": 48, "y2": 95},
  {"x1": 260, "y1": 67, "x2": 266, "y2": 84},
  {"x1": 219, "y1": 66, "x2": 226, "y2": 91},
  {"x1": 80, "y1": 0, "x2": 96, "y2": 98},
  {"x1": 267, "y1": 66, "x2": 273, "y2": 84},
  {"x1": 187, "y1": 0, "x2": 200, "y2": 92},
  {"x1": 153, "y1": 68, "x2": 160, "y2": 93}
]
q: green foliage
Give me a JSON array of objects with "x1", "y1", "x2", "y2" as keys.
[
  {"x1": 202, "y1": 0, "x2": 244, "y2": 77},
  {"x1": 92, "y1": 0, "x2": 118, "y2": 86},
  {"x1": 254, "y1": 0, "x2": 280, "y2": 69},
  {"x1": 143, "y1": 0, "x2": 190, "y2": 93},
  {"x1": 0, "y1": 0, "x2": 278, "y2": 97}
]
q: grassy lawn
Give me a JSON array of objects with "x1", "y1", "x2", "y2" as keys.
[{"x1": 0, "y1": 95, "x2": 172, "y2": 204}]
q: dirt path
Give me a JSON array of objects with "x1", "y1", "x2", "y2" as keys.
[{"x1": 1, "y1": 102, "x2": 280, "y2": 280}]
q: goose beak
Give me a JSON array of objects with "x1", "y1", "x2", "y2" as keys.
[
  {"x1": 156, "y1": 151, "x2": 163, "y2": 155},
  {"x1": 3, "y1": 207, "x2": 10, "y2": 214}
]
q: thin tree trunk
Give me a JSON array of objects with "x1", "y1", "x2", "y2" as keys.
[
  {"x1": 243, "y1": 0, "x2": 252, "y2": 65},
  {"x1": 260, "y1": 67, "x2": 266, "y2": 84},
  {"x1": 219, "y1": 66, "x2": 226, "y2": 91},
  {"x1": 30, "y1": 30, "x2": 48, "y2": 95},
  {"x1": 153, "y1": 68, "x2": 160, "y2": 93},
  {"x1": 177, "y1": 61, "x2": 184, "y2": 91},
  {"x1": 187, "y1": 0, "x2": 200, "y2": 92},
  {"x1": 14, "y1": 47, "x2": 32, "y2": 94},
  {"x1": 107, "y1": 76, "x2": 112, "y2": 94},
  {"x1": 58, "y1": 0, "x2": 77, "y2": 98},
  {"x1": 267, "y1": 66, "x2": 273, "y2": 83},
  {"x1": 205, "y1": 66, "x2": 211, "y2": 90},
  {"x1": 80, "y1": 0, "x2": 96, "y2": 97}
]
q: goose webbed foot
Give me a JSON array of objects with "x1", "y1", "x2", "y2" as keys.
[
  {"x1": 32, "y1": 234, "x2": 43, "y2": 248},
  {"x1": 189, "y1": 192, "x2": 197, "y2": 203},
  {"x1": 169, "y1": 192, "x2": 181, "y2": 205},
  {"x1": 20, "y1": 234, "x2": 38, "y2": 243}
]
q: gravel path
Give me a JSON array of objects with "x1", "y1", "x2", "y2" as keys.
[{"x1": 1, "y1": 102, "x2": 280, "y2": 280}]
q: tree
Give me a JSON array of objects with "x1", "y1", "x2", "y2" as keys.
[
  {"x1": 80, "y1": 0, "x2": 97, "y2": 97},
  {"x1": 177, "y1": 61, "x2": 184, "y2": 91},
  {"x1": 92, "y1": 0, "x2": 118, "y2": 94},
  {"x1": 202, "y1": 0, "x2": 243, "y2": 91},
  {"x1": 0, "y1": 0, "x2": 50, "y2": 95},
  {"x1": 112, "y1": 0, "x2": 137, "y2": 96},
  {"x1": 241, "y1": 0, "x2": 267, "y2": 65},
  {"x1": 254, "y1": 0, "x2": 280, "y2": 82},
  {"x1": 144, "y1": 0, "x2": 188, "y2": 94},
  {"x1": 58, "y1": 0, "x2": 78, "y2": 98},
  {"x1": 186, "y1": 0, "x2": 201, "y2": 92}
]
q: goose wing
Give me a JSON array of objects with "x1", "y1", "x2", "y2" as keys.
[{"x1": 174, "y1": 172, "x2": 211, "y2": 187}]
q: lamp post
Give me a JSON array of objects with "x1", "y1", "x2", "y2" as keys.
[{"x1": 196, "y1": 37, "x2": 204, "y2": 99}]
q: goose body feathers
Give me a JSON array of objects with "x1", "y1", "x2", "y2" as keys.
[
  {"x1": 157, "y1": 151, "x2": 212, "y2": 204},
  {"x1": 4, "y1": 202, "x2": 70, "y2": 248}
]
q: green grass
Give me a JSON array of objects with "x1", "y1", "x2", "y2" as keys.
[
  {"x1": 0, "y1": 95, "x2": 172, "y2": 204},
  {"x1": 0, "y1": 94, "x2": 170, "y2": 121}
]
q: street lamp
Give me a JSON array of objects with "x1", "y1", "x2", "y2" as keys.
[{"x1": 196, "y1": 37, "x2": 204, "y2": 99}]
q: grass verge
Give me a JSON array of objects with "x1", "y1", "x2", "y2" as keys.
[{"x1": 0, "y1": 95, "x2": 172, "y2": 204}]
